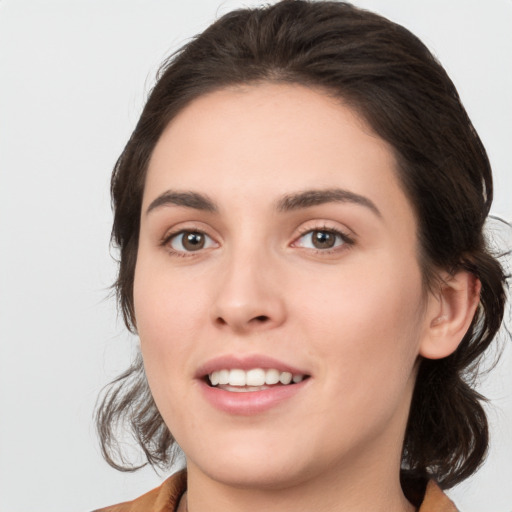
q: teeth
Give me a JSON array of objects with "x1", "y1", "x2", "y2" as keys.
[
  {"x1": 265, "y1": 368, "x2": 280, "y2": 385},
  {"x1": 218, "y1": 369, "x2": 229, "y2": 385},
  {"x1": 210, "y1": 371, "x2": 220, "y2": 386},
  {"x1": 246, "y1": 368, "x2": 266, "y2": 386},
  {"x1": 279, "y1": 372, "x2": 292, "y2": 385},
  {"x1": 229, "y1": 369, "x2": 246, "y2": 386},
  {"x1": 208, "y1": 368, "x2": 306, "y2": 387}
]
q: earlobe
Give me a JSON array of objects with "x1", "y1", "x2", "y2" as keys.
[{"x1": 419, "y1": 271, "x2": 481, "y2": 360}]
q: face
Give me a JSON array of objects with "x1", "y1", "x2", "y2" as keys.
[{"x1": 134, "y1": 83, "x2": 433, "y2": 490}]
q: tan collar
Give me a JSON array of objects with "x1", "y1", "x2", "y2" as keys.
[
  {"x1": 93, "y1": 470, "x2": 458, "y2": 512},
  {"x1": 418, "y1": 480, "x2": 458, "y2": 512}
]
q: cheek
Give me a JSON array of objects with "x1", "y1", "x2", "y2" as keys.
[
  {"x1": 135, "y1": 281, "x2": 203, "y2": 344},
  {"x1": 132, "y1": 255, "x2": 206, "y2": 394},
  {"x1": 293, "y1": 255, "x2": 425, "y2": 392}
]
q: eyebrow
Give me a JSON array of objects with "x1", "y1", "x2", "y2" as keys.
[
  {"x1": 146, "y1": 190, "x2": 218, "y2": 214},
  {"x1": 276, "y1": 188, "x2": 382, "y2": 217},
  {"x1": 146, "y1": 187, "x2": 381, "y2": 218}
]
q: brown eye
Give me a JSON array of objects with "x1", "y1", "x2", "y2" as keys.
[
  {"x1": 294, "y1": 228, "x2": 351, "y2": 251},
  {"x1": 169, "y1": 231, "x2": 215, "y2": 253},
  {"x1": 311, "y1": 230, "x2": 336, "y2": 249},
  {"x1": 182, "y1": 232, "x2": 205, "y2": 251}
]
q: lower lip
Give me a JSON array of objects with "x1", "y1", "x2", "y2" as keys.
[{"x1": 199, "y1": 379, "x2": 309, "y2": 415}]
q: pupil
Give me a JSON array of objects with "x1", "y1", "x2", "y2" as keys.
[
  {"x1": 183, "y1": 232, "x2": 204, "y2": 251},
  {"x1": 313, "y1": 230, "x2": 335, "y2": 249}
]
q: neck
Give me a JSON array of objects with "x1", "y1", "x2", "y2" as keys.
[{"x1": 184, "y1": 441, "x2": 415, "y2": 512}]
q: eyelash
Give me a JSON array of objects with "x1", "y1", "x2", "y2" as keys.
[
  {"x1": 161, "y1": 228, "x2": 217, "y2": 258},
  {"x1": 292, "y1": 225, "x2": 355, "y2": 254},
  {"x1": 161, "y1": 225, "x2": 355, "y2": 257}
]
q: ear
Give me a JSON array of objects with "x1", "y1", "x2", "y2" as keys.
[{"x1": 419, "y1": 271, "x2": 481, "y2": 360}]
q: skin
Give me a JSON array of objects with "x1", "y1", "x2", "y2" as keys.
[{"x1": 134, "y1": 83, "x2": 479, "y2": 512}]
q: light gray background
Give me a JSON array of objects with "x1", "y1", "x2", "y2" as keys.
[{"x1": 0, "y1": 1, "x2": 511, "y2": 511}]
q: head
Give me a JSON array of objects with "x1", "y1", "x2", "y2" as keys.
[{"x1": 97, "y1": 0, "x2": 507, "y2": 496}]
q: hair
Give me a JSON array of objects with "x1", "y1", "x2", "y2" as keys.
[{"x1": 95, "y1": 0, "x2": 509, "y2": 502}]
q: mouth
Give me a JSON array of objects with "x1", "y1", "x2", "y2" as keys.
[
  {"x1": 196, "y1": 355, "x2": 311, "y2": 413},
  {"x1": 206, "y1": 368, "x2": 309, "y2": 392}
]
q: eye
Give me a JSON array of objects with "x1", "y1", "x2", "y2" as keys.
[
  {"x1": 293, "y1": 228, "x2": 351, "y2": 251},
  {"x1": 167, "y1": 230, "x2": 216, "y2": 253}
]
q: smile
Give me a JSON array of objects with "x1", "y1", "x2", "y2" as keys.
[
  {"x1": 197, "y1": 356, "x2": 311, "y2": 414},
  {"x1": 208, "y1": 368, "x2": 306, "y2": 390}
]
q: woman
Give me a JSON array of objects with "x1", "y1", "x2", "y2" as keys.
[{"x1": 94, "y1": 1, "x2": 509, "y2": 510}]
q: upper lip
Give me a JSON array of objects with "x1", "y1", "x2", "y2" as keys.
[{"x1": 195, "y1": 354, "x2": 309, "y2": 379}]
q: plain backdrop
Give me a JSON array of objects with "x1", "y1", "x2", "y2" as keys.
[{"x1": 0, "y1": 1, "x2": 511, "y2": 511}]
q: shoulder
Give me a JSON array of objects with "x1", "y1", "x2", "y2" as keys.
[
  {"x1": 92, "y1": 470, "x2": 187, "y2": 512},
  {"x1": 419, "y1": 481, "x2": 459, "y2": 512}
]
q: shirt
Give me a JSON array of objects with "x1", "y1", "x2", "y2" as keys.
[{"x1": 93, "y1": 470, "x2": 458, "y2": 512}]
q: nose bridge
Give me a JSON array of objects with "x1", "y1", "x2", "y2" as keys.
[{"x1": 211, "y1": 235, "x2": 285, "y2": 332}]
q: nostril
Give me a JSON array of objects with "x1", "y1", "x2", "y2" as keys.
[{"x1": 213, "y1": 313, "x2": 273, "y2": 329}]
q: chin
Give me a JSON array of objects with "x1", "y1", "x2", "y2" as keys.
[
  {"x1": 200, "y1": 457, "x2": 309, "y2": 490},
  {"x1": 185, "y1": 430, "x2": 316, "y2": 490}
]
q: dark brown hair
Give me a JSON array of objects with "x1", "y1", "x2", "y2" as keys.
[{"x1": 96, "y1": 0, "x2": 509, "y2": 500}]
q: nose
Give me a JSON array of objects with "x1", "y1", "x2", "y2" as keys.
[{"x1": 210, "y1": 250, "x2": 286, "y2": 334}]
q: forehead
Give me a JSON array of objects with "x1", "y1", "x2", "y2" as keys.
[{"x1": 144, "y1": 83, "x2": 413, "y2": 228}]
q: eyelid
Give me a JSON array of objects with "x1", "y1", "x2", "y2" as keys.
[
  {"x1": 172, "y1": 231, "x2": 216, "y2": 251},
  {"x1": 160, "y1": 220, "x2": 215, "y2": 242},
  {"x1": 160, "y1": 222, "x2": 220, "y2": 256},
  {"x1": 291, "y1": 222, "x2": 355, "y2": 252}
]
